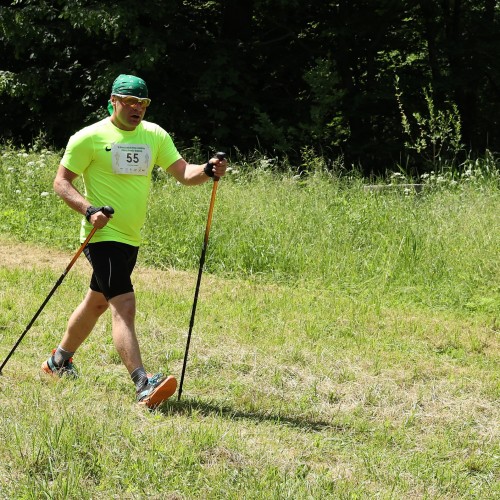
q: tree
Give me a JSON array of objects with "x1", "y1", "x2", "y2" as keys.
[{"x1": 1, "y1": 0, "x2": 499, "y2": 174}]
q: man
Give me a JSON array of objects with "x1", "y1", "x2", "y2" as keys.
[{"x1": 41, "y1": 74, "x2": 227, "y2": 409}]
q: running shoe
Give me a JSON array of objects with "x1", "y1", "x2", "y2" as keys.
[
  {"x1": 136, "y1": 373, "x2": 177, "y2": 409},
  {"x1": 41, "y1": 349, "x2": 78, "y2": 379}
]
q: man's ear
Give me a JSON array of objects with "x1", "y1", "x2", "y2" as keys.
[{"x1": 109, "y1": 96, "x2": 118, "y2": 113}]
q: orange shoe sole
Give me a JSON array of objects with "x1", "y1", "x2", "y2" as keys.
[
  {"x1": 41, "y1": 360, "x2": 61, "y2": 377},
  {"x1": 41, "y1": 349, "x2": 57, "y2": 376},
  {"x1": 138, "y1": 375, "x2": 177, "y2": 409}
]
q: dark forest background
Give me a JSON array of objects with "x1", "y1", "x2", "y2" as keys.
[{"x1": 1, "y1": 0, "x2": 499, "y2": 175}]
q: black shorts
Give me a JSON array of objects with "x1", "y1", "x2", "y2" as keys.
[{"x1": 83, "y1": 241, "x2": 139, "y2": 300}]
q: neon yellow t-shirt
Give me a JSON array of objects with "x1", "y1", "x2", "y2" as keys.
[{"x1": 61, "y1": 118, "x2": 181, "y2": 246}]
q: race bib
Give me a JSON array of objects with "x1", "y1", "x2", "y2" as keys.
[{"x1": 111, "y1": 144, "x2": 151, "y2": 175}]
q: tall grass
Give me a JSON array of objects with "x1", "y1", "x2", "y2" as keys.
[
  {"x1": 148, "y1": 167, "x2": 499, "y2": 314},
  {"x1": 3, "y1": 144, "x2": 497, "y2": 314}
]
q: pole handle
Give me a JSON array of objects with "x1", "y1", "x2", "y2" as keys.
[
  {"x1": 102, "y1": 206, "x2": 114, "y2": 217},
  {"x1": 213, "y1": 152, "x2": 226, "y2": 182}
]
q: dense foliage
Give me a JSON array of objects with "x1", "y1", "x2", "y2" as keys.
[{"x1": 1, "y1": 0, "x2": 500, "y2": 174}]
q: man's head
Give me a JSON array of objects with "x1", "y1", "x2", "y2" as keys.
[{"x1": 108, "y1": 74, "x2": 151, "y2": 131}]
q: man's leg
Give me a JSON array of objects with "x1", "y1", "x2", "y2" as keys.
[
  {"x1": 107, "y1": 291, "x2": 143, "y2": 374},
  {"x1": 59, "y1": 289, "x2": 109, "y2": 352},
  {"x1": 42, "y1": 289, "x2": 108, "y2": 376},
  {"x1": 108, "y1": 291, "x2": 177, "y2": 407}
]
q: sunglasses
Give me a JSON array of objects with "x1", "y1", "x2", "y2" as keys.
[{"x1": 113, "y1": 94, "x2": 151, "y2": 107}]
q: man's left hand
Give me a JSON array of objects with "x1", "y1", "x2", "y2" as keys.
[{"x1": 206, "y1": 155, "x2": 228, "y2": 179}]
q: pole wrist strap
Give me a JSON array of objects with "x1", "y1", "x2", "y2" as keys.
[
  {"x1": 86, "y1": 206, "x2": 104, "y2": 222},
  {"x1": 203, "y1": 162, "x2": 215, "y2": 177}
]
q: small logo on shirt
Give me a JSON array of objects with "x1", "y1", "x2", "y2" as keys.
[{"x1": 105, "y1": 146, "x2": 112, "y2": 151}]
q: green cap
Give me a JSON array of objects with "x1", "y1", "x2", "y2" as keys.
[
  {"x1": 111, "y1": 74, "x2": 148, "y2": 97},
  {"x1": 107, "y1": 74, "x2": 149, "y2": 115}
]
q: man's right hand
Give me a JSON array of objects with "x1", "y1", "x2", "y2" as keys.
[{"x1": 86, "y1": 206, "x2": 113, "y2": 228}]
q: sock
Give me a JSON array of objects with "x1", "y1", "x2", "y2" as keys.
[
  {"x1": 53, "y1": 346, "x2": 75, "y2": 367},
  {"x1": 131, "y1": 367, "x2": 149, "y2": 392}
]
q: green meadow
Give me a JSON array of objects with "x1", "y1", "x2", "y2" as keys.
[{"x1": 0, "y1": 146, "x2": 498, "y2": 498}]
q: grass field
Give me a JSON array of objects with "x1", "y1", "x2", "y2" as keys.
[{"x1": 0, "y1": 146, "x2": 498, "y2": 498}]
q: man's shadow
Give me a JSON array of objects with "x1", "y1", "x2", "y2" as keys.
[{"x1": 157, "y1": 397, "x2": 339, "y2": 432}]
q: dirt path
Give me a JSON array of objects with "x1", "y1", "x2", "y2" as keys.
[
  {"x1": 0, "y1": 236, "x2": 81, "y2": 270},
  {"x1": 0, "y1": 236, "x2": 201, "y2": 293}
]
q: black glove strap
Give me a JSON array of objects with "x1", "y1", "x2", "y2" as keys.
[
  {"x1": 86, "y1": 206, "x2": 104, "y2": 222},
  {"x1": 203, "y1": 162, "x2": 215, "y2": 178}
]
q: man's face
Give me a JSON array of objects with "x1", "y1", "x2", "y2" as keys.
[{"x1": 110, "y1": 95, "x2": 150, "y2": 130}]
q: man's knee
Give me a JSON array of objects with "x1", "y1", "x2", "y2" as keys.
[
  {"x1": 83, "y1": 290, "x2": 109, "y2": 317},
  {"x1": 109, "y1": 292, "x2": 136, "y2": 322}
]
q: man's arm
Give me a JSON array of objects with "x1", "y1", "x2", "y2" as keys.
[
  {"x1": 53, "y1": 165, "x2": 110, "y2": 228},
  {"x1": 53, "y1": 165, "x2": 88, "y2": 215},
  {"x1": 167, "y1": 156, "x2": 227, "y2": 185}
]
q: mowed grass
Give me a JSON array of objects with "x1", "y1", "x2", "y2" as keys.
[{"x1": 0, "y1": 146, "x2": 498, "y2": 498}]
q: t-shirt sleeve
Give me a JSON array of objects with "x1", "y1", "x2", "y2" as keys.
[
  {"x1": 60, "y1": 130, "x2": 94, "y2": 174},
  {"x1": 155, "y1": 128, "x2": 182, "y2": 170}
]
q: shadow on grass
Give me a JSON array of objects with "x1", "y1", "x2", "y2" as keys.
[{"x1": 157, "y1": 397, "x2": 337, "y2": 432}]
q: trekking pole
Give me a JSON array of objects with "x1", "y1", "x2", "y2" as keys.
[
  {"x1": 178, "y1": 153, "x2": 226, "y2": 401},
  {"x1": 0, "y1": 206, "x2": 114, "y2": 375}
]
